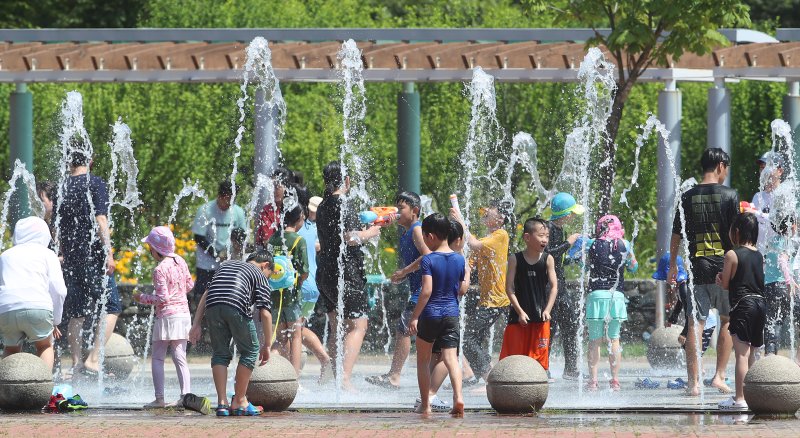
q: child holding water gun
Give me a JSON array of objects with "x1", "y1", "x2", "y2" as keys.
[{"x1": 135, "y1": 226, "x2": 196, "y2": 410}]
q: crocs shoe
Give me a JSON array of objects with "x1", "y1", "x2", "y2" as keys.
[
  {"x1": 635, "y1": 378, "x2": 660, "y2": 389},
  {"x1": 58, "y1": 394, "x2": 88, "y2": 412},
  {"x1": 718, "y1": 396, "x2": 749, "y2": 411},
  {"x1": 215, "y1": 405, "x2": 230, "y2": 417},
  {"x1": 667, "y1": 378, "x2": 688, "y2": 390},
  {"x1": 414, "y1": 395, "x2": 451, "y2": 412},
  {"x1": 231, "y1": 402, "x2": 262, "y2": 416}
]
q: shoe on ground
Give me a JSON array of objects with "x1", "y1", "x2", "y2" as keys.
[
  {"x1": 443, "y1": 376, "x2": 479, "y2": 390},
  {"x1": 718, "y1": 396, "x2": 749, "y2": 411},
  {"x1": 58, "y1": 394, "x2": 88, "y2": 412},
  {"x1": 182, "y1": 393, "x2": 212, "y2": 415},
  {"x1": 610, "y1": 379, "x2": 621, "y2": 391},
  {"x1": 413, "y1": 395, "x2": 451, "y2": 412},
  {"x1": 585, "y1": 380, "x2": 599, "y2": 392},
  {"x1": 634, "y1": 378, "x2": 659, "y2": 389},
  {"x1": 667, "y1": 378, "x2": 688, "y2": 390},
  {"x1": 46, "y1": 394, "x2": 66, "y2": 412}
]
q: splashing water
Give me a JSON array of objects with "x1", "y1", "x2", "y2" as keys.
[
  {"x1": 168, "y1": 181, "x2": 207, "y2": 226},
  {"x1": 333, "y1": 39, "x2": 373, "y2": 398},
  {"x1": 232, "y1": 37, "x2": 287, "y2": 255},
  {"x1": 0, "y1": 160, "x2": 45, "y2": 249},
  {"x1": 108, "y1": 120, "x2": 142, "y2": 215}
]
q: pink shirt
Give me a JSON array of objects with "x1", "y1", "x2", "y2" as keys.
[{"x1": 138, "y1": 256, "x2": 194, "y2": 318}]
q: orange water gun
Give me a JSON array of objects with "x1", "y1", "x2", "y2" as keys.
[{"x1": 359, "y1": 207, "x2": 399, "y2": 226}]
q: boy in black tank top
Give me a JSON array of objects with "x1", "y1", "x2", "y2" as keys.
[
  {"x1": 716, "y1": 212, "x2": 766, "y2": 411},
  {"x1": 499, "y1": 218, "x2": 558, "y2": 371}
]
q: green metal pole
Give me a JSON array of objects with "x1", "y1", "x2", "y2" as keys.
[
  {"x1": 783, "y1": 81, "x2": 800, "y2": 179},
  {"x1": 397, "y1": 82, "x2": 420, "y2": 194},
  {"x1": 9, "y1": 83, "x2": 33, "y2": 226}
]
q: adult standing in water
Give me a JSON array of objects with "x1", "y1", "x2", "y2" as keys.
[
  {"x1": 191, "y1": 181, "x2": 247, "y2": 305},
  {"x1": 57, "y1": 140, "x2": 119, "y2": 377},
  {"x1": 315, "y1": 161, "x2": 382, "y2": 391},
  {"x1": 669, "y1": 147, "x2": 739, "y2": 396}
]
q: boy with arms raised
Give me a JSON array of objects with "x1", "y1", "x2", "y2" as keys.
[
  {"x1": 409, "y1": 213, "x2": 468, "y2": 417},
  {"x1": 500, "y1": 218, "x2": 558, "y2": 371}
]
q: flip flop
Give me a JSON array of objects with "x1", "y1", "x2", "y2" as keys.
[
  {"x1": 182, "y1": 393, "x2": 212, "y2": 415},
  {"x1": 364, "y1": 374, "x2": 400, "y2": 390},
  {"x1": 231, "y1": 402, "x2": 262, "y2": 416},
  {"x1": 667, "y1": 378, "x2": 688, "y2": 390}
]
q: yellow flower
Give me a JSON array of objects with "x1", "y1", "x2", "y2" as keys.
[{"x1": 384, "y1": 248, "x2": 396, "y2": 254}]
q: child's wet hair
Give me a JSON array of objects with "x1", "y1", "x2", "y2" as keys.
[
  {"x1": 283, "y1": 204, "x2": 304, "y2": 227},
  {"x1": 523, "y1": 217, "x2": 547, "y2": 234},
  {"x1": 422, "y1": 213, "x2": 450, "y2": 241},
  {"x1": 770, "y1": 214, "x2": 795, "y2": 236},
  {"x1": 489, "y1": 199, "x2": 513, "y2": 224},
  {"x1": 246, "y1": 249, "x2": 274, "y2": 267},
  {"x1": 732, "y1": 212, "x2": 759, "y2": 246},
  {"x1": 395, "y1": 191, "x2": 421, "y2": 211},
  {"x1": 448, "y1": 218, "x2": 464, "y2": 244}
]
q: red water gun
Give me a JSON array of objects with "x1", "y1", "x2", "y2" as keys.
[
  {"x1": 739, "y1": 201, "x2": 756, "y2": 213},
  {"x1": 359, "y1": 207, "x2": 399, "y2": 226}
]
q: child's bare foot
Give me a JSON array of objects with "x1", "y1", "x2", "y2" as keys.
[
  {"x1": 143, "y1": 399, "x2": 167, "y2": 409},
  {"x1": 685, "y1": 385, "x2": 700, "y2": 396},
  {"x1": 710, "y1": 376, "x2": 732, "y2": 394},
  {"x1": 450, "y1": 400, "x2": 464, "y2": 418}
]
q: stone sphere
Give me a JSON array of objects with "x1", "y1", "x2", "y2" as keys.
[
  {"x1": 102, "y1": 333, "x2": 136, "y2": 379},
  {"x1": 646, "y1": 325, "x2": 686, "y2": 370},
  {"x1": 247, "y1": 355, "x2": 298, "y2": 411},
  {"x1": 744, "y1": 354, "x2": 800, "y2": 414},
  {"x1": 0, "y1": 353, "x2": 53, "y2": 411},
  {"x1": 486, "y1": 355, "x2": 548, "y2": 414}
]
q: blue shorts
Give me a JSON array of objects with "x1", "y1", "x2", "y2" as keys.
[{"x1": 64, "y1": 271, "x2": 122, "y2": 319}]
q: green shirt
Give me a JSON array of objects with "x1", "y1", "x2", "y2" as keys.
[{"x1": 267, "y1": 230, "x2": 309, "y2": 277}]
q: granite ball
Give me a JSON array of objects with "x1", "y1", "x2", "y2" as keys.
[
  {"x1": 0, "y1": 353, "x2": 52, "y2": 411},
  {"x1": 247, "y1": 355, "x2": 298, "y2": 411},
  {"x1": 102, "y1": 333, "x2": 136, "y2": 379},
  {"x1": 486, "y1": 355, "x2": 548, "y2": 414},
  {"x1": 646, "y1": 325, "x2": 686, "y2": 370},
  {"x1": 744, "y1": 354, "x2": 800, "y2": 414}
]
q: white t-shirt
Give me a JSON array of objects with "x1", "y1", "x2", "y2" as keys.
[
  {"x1": 752, "y1": 190, "x2": 773, "y2": 253},
  {"x1": 192, "y1": 200, "x2": 247, "y2": 271}
]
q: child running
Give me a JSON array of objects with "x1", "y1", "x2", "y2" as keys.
[
  {"x1": 585, "y1": 215, "x2": 638, "y2": 392},
  {"x1": 409, "y1": 213, "x2": 468, "y2": 417},
  {"x1": 716, "y1": 213, "x2": 766, "y2": 411},
  {"x1": 499, "y1": 218, "x2": 558, "y2": 371},
  {"x1": 135, "y1": 226, "x2": 194, "y2": 409}
]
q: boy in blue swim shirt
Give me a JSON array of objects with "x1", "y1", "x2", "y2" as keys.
[{"x1": 409, "y1": 213, "x2": 468, "y2": 417}]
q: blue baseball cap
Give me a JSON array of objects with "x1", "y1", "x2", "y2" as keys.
[
  {"x1": 652, "y1": 253, "x2": 687, "y2": 282},
  {"x1": 547, "y1": 192, "x2": 585, "y2": 220}
]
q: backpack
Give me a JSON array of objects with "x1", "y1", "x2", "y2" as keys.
[{"x1": 268, "y1": 235, "x2": 301, "y2": 291}]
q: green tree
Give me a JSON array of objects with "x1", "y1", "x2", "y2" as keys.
[{"x1": 530, "y1": 0, "x2": 751, "y2": 214}]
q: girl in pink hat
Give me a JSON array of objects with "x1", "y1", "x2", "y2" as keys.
[{"x1": 135, "y1": 226, "x2": 196, "y2": 410}]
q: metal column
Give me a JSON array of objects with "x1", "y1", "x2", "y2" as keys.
[
  {"x1": 707, "y1": 78, "x2": 731, "y2": 186},
  {"x1": 783, "y1": 81, "x2": 800, "y2": 178},
  {"x1": 655, "y1": 80, "x2": 682, "y2": 328},
  {"x1": 397, "y1": 82, "x2": 421, "y2": 194},
  {"x1": 9, "y1": 83, "x2": 33, "y2": 225},
  {"x1": 254, "y1": 88, "x2": 280, "y2": 207}
]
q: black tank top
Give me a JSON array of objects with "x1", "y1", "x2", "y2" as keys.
[
  {"x1": 509, "y1": 251, "x2": 550, "y2": 324},
  {"x1": 728, "y1": 247, "x2": 764, "y2": 307}
]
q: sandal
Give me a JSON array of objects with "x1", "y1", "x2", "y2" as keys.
[
  {"x1": 634, "y1": 378, "x2": 659, "y2": 389},
  {"x1": 585, "y1": 380, "x2": 599, "y2": 392},
  {"x1": 667, "y1": 378, "x2": 688, "y2": 390},
  {"x1": 215, "y1": 404, "x2": 230, "y2": 417},
  {"x1": 364, "y1": 374, "x2": 400, "y2": 390},
  {"x1": 231, "y1": 402, "x2": 263, "y2": 416},
  {"x1": 610, "y1": 379, "x2": 622, "y2": 391},
  {"x1": 182, "y1": 393, "x2": 212, "y2": 415}
]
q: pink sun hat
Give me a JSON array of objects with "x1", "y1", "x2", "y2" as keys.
[{"x1": 142, "y1": 226, "x2": 178, "y2": 257}]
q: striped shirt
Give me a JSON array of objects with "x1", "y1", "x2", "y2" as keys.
[{"x1": 205, "y1": 260, "x2": 271, "y2": 318}]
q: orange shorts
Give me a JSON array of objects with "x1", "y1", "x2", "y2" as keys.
[{"x1": 499, "y1": 321, "x2": 550, "y2": 370}]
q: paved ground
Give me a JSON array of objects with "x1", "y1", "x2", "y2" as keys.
[
  {"x1": 11, "y1": 353, "x2": 797, "y2": 436},
  {"x1": 3, "y1": 410, "x2": 799, "y2": 437}
]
